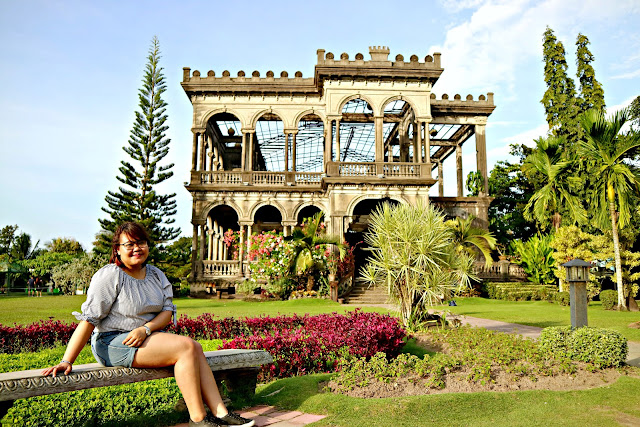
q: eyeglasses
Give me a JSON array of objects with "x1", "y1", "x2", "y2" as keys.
[{"x1": 118, "y1": 240, "x2": 149, "y2": 250}]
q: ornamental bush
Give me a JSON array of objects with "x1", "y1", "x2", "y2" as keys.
[
  {"x1": 0, "y1": 320, "x2": 76, "y2": 354},
  {"x1": 599, "y1": 289, "x2": 618, "y2": 310},
  {"x1": 539, "y1": 326, "x2": 628, "y2": 368},
  {"x1": 483, "y1": 282, "x2": 557, "y2": 301}
]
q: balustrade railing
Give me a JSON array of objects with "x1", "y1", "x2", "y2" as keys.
[
  {"x1": 295, "y1": 172, "x2": 322, "y2": 185},
  {"x1": 200, "y1": 171, "x2": 243, "y2": 185},
  {"x1": 382, "y1": 163, "x2": 420, "y2": 177},
  {"x1": 473, "y1": 260, "x2": 527, "y2": 281},
  {"x1": 252, "y1": 172, "x2": 286, "y2": 186},
  {"x1": 338, "y1": 163, "x2": 377, "y2": 176},
  {"x1": 202, "y1": 260, "x2": 241, "y2": 277}
]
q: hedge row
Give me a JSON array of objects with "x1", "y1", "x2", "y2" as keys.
[
  {"x1": 483, "y1": 282, "x2": 557, "y2": 301},
  {"x1": 539, "y1": 326, "x2": 628, "y2": 368}
]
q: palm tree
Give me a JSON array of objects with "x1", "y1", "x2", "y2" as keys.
[
  {"x1": 360, "y1": 201, "x2": 476, "y2": 327},
  {"x1": 523, "y1": 135, "x2": 587, "y2": 231},
  {"x1": 445, "y1": 215, "x2": 496, "y2": 267},
  {"x1": 285, "y1": 212, "x2": 344, "y2": 290},
  {"x1": 578, "y1": 107, "x2": 640, "y2": 310}
]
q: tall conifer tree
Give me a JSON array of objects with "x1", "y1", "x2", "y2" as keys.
[
  {"x1": 96, "y1": 37, "x2": 180, "y2": 256},
  {"x1": 541, "y1": 27, "x2": 579, "y2": 144},
  {"x1": 576, "y1": 33, "x2": 605, "y2": 114}
]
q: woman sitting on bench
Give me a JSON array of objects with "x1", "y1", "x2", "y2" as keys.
[{"x1": 42, "y1": 222, "x2": 254, "y2": 427}]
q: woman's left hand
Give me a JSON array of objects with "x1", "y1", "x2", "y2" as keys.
[{"x1": 122, "y1": 327, "x2": 148, "y2": 347}]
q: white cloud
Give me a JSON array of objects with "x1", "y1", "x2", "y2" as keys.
[
  {"x1": 429, "y1": 0, "x2": 640, "y2": 99},
  {"x1": 611, "y1": 69, "x2": 640, "y2": 80},
  {"x1": 439, "y1": 0, "x2": 486, "y2": 12}
]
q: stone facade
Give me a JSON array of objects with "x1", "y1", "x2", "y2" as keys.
[{"x1": 181, "y1": 46, "x2": 495, "y2": 291}]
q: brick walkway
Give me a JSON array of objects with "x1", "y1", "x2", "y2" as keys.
[{"x1": 172, "y1": 406, "x2": 326, "y2": 427}]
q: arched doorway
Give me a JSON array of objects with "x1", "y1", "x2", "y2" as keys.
[
  {"x1": 206, "y1": 205, "x2": 240, "y2": 261},
  {"x1": 297, "y1": 205, "x2": 323, "y2": 227},
  {"x1": 204, "y1": 113, "x2": 242, "y2": 171},
  {"x1": 253, "y1": 205, "x2": 283, "y2": 234},
  {"x1": 346, "y1": 198, "x2": 400, "y2": 277}
]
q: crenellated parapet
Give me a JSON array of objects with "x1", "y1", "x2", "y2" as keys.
[
  {"x1": 316, "y1": 46, "x2": 442, "y2": 69},
  {"x1": 430, "y1": 92, "x2": 496, "y2": 118}
]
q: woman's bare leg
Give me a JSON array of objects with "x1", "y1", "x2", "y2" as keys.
[{"x1": 131, "y1": 332, "x2": 227, "y2": 422}]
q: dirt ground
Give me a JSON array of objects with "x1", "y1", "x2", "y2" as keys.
[{"x1": 327, "y1": 333, "x2": 637, "y2": 399}]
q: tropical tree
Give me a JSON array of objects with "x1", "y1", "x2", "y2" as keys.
[
  {"x1": 96, "y1": 36, "x2": 179, "y2": 257},
  {"x1": 285, "y1": 212, "x2": 344, "y2": 290},
  {"x1": 541, "y1": 27, "x2": 579, "y2": 144},
  {"x1": 575, "y1": 33, "x2": 605, "y2": 114},
  {"x1": 361, "y1": 202, "x2": 476, "y2": 328},
  {"x1": 445, "y1": 215, "x2": 496, "y2": 267},
  {"x1": 578, "y1": 108, "x2": 640, "y2": 310},
  {"x1": 45, "y1": 237, "x2": 84, "y2": 255},
  {"x1": 510, "y1": 234, "x2": 556, "y2": 286},
  {"x1": 522, "y1": 136, "x2": 587, "y2": 231}
]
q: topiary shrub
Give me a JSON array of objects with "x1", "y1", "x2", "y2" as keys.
[
  {"x1": 539, "y1": 326, "x2": 628, "y2": 368},
  {"x1": 556, "y1": 291, "x2": 570, "y2": 306},
  {"x1": 599, "y1": 289, "x2": 618, "y2": 310},
  {"x1": 482, "y1": 282, "x2": 557, "y2": 301}
]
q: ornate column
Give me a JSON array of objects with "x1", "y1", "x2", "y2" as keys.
[
  {"x1": 191, "y1": 130, "x2": 199, "y2": 170},
  {"x1": 475, "y1": 120, "x2": 489, "y2": 195},
  {"x1": 199, "y1": 224, "x2": 206, "y2": 276},
  {"x1": 200, "y1": 132, "x2": 208, "y2": 172},
  {"x1": 325, "y1": 119, "x2": 333, "y2": 164},
  {"x1": 248, "y1": 131, "x2": 255, "y2": 171},
  {"x1": 191, "y1": 224, "x2": 199, "y2": 280},
  {"x1": 291, "y1": 131, "x2": 297, "y2": 171},
  {"x1": 335, "y1": 119, "x2": 341, "y2": 162},
  {"x1": 374, "y1": 115, "x2": 384, "y2": 162},
  {"x1": 241, "y1": 131, "x2": 247, "y2": 171},
  {"x1": 438, "y1": 161, "x2": 444, "y2": 197},
  {"x1": 424, "y1": 120, "x2": 432, "y2": 170},
  {"x1": 238, "y1": 225, "x2": 245, "y2": 273},
  {"x1": 284, "y1": 132, "x2": 289, "y2": 171},
  {"x1": 415, "y1": 121, "x2": 423, "y2": 163},
  {"x1": 245, "y1": 223, "x2": 253, "y2": 277},
  {"x1": 456, "y1": 144, "x2": 464, "y2": 197}
]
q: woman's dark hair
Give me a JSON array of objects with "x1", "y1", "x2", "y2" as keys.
[{"x1": 110, "y1": 222, "x2": 151, "y2": 266}]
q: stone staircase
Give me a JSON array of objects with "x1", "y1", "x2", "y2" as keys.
[{"x1": 345, "y1": 280, "x2": 390, "y2": 304}]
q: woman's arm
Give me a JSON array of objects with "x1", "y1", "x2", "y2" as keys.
[
  {"x1": 121, "y1": 310, "x2": 173, "y2": 348},
  {"x1": 41, "y1": 320, "x2": 95, "y2": 377}
]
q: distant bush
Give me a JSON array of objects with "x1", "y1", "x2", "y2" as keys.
[
  {"x1": 483, "y1": 282, "x2": 557, "y2": 301},
  {"x1": 539, "y1": 326, "x2": 628, "y2": 368},
  {"x1": 556, "y1": 291, "x2": 570, "y2": 306},
  {"x1": 599, "y1": 290, "x2": 618, "y2": 310}
]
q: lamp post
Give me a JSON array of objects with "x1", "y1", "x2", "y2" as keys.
[{"x1": 561, "y1": 259, "x2": 591, "y2": 328}]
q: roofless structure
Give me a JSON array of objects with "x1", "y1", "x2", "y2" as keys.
[{"x1": 182, "y1": 46, "x2": 495, "y2": 291}]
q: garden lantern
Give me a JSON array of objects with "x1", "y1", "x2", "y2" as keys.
[{"x1": 561, "y1": 259, "x2": 591, "y2": 328}]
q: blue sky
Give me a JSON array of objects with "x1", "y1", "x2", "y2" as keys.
[{"x1": 1, "y1": 0, "x2": 639, "y2": 250}]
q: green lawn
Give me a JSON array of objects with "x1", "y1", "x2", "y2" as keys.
[
  {"x1": 0, "y1": 295, "x2": 389, "y2": 325},
  {"x1": 435, "y1": 297, "x2": 640, "y2": 342},
  {"x1": 255, "y1": 374, "x2": 640, "y2": 427}
]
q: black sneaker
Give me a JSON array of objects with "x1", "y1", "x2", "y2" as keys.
[
  {"x1": 220, "y1": 412, "x2": 255, "y2": 427},
  {"x1": 189, "y1": 414, "x2": 227, "y2": 427}
]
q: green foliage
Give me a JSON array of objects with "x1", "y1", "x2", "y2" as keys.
[
  {"x1": 23, "y1": 252, "x2": 75, "y2": 278},
  {"x1": 96, "y1": 36, "x2": 180, "y2": 257},
  {"x1": 465, "y1": 170, "x2": 484, "y2": 196},
  {"x1": 522, "y1": 136, "x2": 586, "y2": 231},
  {"x1": 541, "y1": 27, "x2": 579, "y2": 142},
  {"x1": 445, "y1": 215, "x2": 496, "y2": 267},
  {"x1": 575, "y1": 33, "x2": 605, "y2": 114},
  {"x1": 156, "y1": 236, "x2": 192, "y2": 284},
  {"x1": 556, "y1": 291, "x2": 570, "y2": 306},
  {"x1": 487, "y1": 145, "x2": 538, "y2": 245},
  {"x1": 483, "y1": 282, "x2": 556, "y2": 301},
  {"x1": 539, "y1": 326, "x2": 628, "y2": 368},
  {"x1": 0, "y1": 225, "x2": 18, "y2": 256},
  {"x1": 510, "y1": 234, "x2": 556, "y2": 285},
  {"x1": 550, "y1": 225, "x2": 599, "y2": 294},
  {"x1": 599, "y1": 290, "x2": 618, "y2": 310},
  {"x1": 578, "y1": 107, "x2": 640, "y2": 309},
  {"x1": 361, "y1": 202, "x2": 476, "y2": 327},
  {"x1": 45, "y1": 237, "x2": 84, "y2": 255},
  {"x1": 50, "y1": 254, "x2": 104, "y2": 295}
]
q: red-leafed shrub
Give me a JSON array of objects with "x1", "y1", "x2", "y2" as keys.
[{"x1": 0, "y1": 320, "x2": 76, "y2": 354}]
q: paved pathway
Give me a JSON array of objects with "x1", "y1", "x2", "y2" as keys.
[{"x1": 172, "y1": 406, "x2": 326, "y2": 427}]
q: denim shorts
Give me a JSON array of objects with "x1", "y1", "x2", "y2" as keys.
[{"x1": 91, "y1": 331, "x2": 138, "y2": 368}]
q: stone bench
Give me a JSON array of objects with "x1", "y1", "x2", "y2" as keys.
[{"x1": 0, "y1": 349, "x2": 272, "y2": 419}]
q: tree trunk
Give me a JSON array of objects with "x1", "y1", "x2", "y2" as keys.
[{"x1": 609, "y1": 197, "x2": 627, "y2": 310}]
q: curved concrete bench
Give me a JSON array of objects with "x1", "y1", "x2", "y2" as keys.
[{"x1": 0, "y1": 349, "x2": 272, "y2": 418}]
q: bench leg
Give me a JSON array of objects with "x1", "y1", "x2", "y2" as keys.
[
  {"x1": 0, "y1": 400, "x2": 14, "y2": 421},
  {"x1": 214, "y1": 367, "x2": 260, "y2": 408}
]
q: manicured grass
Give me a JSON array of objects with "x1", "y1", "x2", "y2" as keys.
[
  {"x1": 0, "y1": 295, "x2": 390, "y2": 325},
  {"x1": 436, "y1": 297, "x2": 640, "y2": 342},
  {"x1": 255, "y1": 373, "x2": 640, "y2": 427}
]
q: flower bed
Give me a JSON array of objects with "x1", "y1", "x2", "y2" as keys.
[{"x1": 0, "y1": 320, "x2": 76, "y2": 354}]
